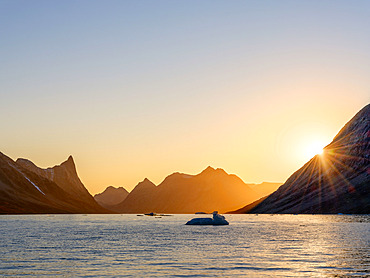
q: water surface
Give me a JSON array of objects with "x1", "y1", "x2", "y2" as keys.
[{"x1": 1, "y1": 214, "x2": 369, "y2": 277}]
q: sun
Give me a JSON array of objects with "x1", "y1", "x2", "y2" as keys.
[
  {"x1": 304, "y1": 141, "x2": 324, "y2": 158},
  {"x1": 277, "y1": 122, "x2": 331, "y2": 165}
]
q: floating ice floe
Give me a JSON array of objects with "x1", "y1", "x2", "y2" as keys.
[
  {"x1": 185, "y1": 211, "x2": 229, "y2": 225},
  {"x1": 141, "y1": 212, "x2": 172, "y2": 217}
]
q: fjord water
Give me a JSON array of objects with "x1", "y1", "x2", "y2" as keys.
[{"x1": 0, "y1": 214, "x2": 369, "y2": 277}]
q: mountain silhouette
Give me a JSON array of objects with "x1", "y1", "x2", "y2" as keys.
[
  {"x1": 244, "y1": 104, "x2": 370, "y2": 214},
  {"x1": 110, "y1": 178, "x2": 157, "y2": 213},
  {"x1": 110, "y1": 167, "x2": 281, "y2": 213},
  {"x1": 94, "y1": 186, "x2": 129, "y2": 209},
  {"x1": 16, "y1": 156, "x2": 95, "y2": 204},
  {"x1": 0, "y1": 153, "x2": 108, "y2": 214}
]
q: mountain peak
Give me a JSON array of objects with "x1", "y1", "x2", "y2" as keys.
[
  {"x1": 63, "y1": 155, "x2": 75, "y2": 165},
  {"x1": 0, "y1": 151, "x2": 107, "y2": 213},
  {"x1": 201, "y1": 166, "x2": 215, "y2": 173},
  {"x1": 94, "y1": 185, "x2": 129, "y2": 196},
  {"x1": 94, "y1": 185, "x2": 129, "y2": 208},
  {"x1": 200, "y1": 166, "x2": 227, "y2": 176},
  {"x1": 16, "y1": 158, "x2": 37, "y2": 167},
  {"x1": 16, "y1": 155, "x2": 91, "y2": 201},
  {"x1": 134, "y1": 178, "x2": 155, "y2": 190},
  {"x1": 105, "y1": 185, "x2": 116, "y2": 191},
  {"x1": 59, "y1": 155, "x2": 77, "y2": 174}
]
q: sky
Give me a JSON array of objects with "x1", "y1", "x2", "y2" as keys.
[{"x1": 1, "y1": 0, "x2": 369, "y2": 194}]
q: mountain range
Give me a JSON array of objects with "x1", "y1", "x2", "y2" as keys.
[
  {"x1": 2, "y1": 103, "x2": 368, "y2": 214},
  {"x1": 1, "y1": 151, "x2": 281, "y2": 214},
  {"x1": 238, "y1": 103, "x2": 370, "y2": 214},
  {"x1": 102, "y1": 167, "x2": 281, "y2": 213}
]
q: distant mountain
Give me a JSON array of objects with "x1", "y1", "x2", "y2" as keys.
[
  {"x1": 111, "y1": 167, "x2": 280, "y2": 213},
  {"x1": 111, "y1": 178, "x2": 157, "y2": 213},
  {"x1": 246, "y1": 104, "x2": 370, "y2": 214},
  {"x1": 94, "y1": 186, "x2": 129, "y2": 209},
  {"x1": 0, "y1": 153, "x2": 108, "y2": 214}
]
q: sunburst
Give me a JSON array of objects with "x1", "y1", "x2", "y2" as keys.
[{"x1": 280, "y1": 129, "x2": 368, "y2": 213}]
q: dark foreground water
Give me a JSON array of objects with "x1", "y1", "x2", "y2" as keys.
[{"x1": 0, "y1": 214, "x2": 369, "y2": 277}]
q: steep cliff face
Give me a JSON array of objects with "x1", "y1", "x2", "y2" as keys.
[
  {"x1": 16, "y1": 156, "x2": 94, "y2": 203},
  {"x1": 111, "y1": 167, "x2": 275, "y2": 214},
  {"x1": 94, "y1": 186, "x2": 129, "y2": 209},
  {"x1": 248, "y1": 104, "x2": 370, "y2": 214},
  {"x1": 0, "y1": 153, "x2": 107, "y2": 214}
]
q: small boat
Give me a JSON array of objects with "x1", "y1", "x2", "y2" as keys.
[{"x1": 186, "y1": 211, "x2": 229, "y2": 225}]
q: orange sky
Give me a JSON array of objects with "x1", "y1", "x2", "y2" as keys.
[
  {"x1": 1, "y1": 1, "x2": 369, "y2": 194},
  {"x1": 3, "y1": 96, "x2": 367, "y2": 194}
]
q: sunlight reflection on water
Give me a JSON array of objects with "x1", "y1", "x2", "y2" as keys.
[{"x1": 0, "y1": 214, "x2": 369, "y2": 277}]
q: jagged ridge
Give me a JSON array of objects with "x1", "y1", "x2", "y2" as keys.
[
  {"x1": 0, "y1": 153, "x2": 108, "y2": 214},
  {"x1": 110, "y1": 166, "x2": 281, "y2": 213}
]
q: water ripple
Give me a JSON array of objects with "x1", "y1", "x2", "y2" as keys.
[{"x1": 0, "y1": 214, "x2": 369, "y2": 277}]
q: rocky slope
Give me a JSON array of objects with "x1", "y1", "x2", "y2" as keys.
[
  {"x1": 247, "y1": 104, "x2": 370, "y2": 214},
  {"x1": 0, "y1": 153, "x2": 108, "y2": 214},
  {"x1": 94, "y1": 186, "x2": 129, "y2": 209},
  {"x1": 111, "y1": 167, "x2": 280, "y2": 213},
  {"x1": 16, "y1": 156, "x2": 95, "y2": 203}
]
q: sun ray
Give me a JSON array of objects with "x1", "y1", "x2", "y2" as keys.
[{"x1": 296, "y1": 156, "x2": 321, "y2": 212}]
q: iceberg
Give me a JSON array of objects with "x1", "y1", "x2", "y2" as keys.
[{"x1": 185, "y1": 211, "x2": 229, "y2": 225}]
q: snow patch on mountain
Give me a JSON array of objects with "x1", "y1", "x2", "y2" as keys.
[
  {"x1": 8, "y1": 162, "x2": 46, "y2": 195},
  {"x1": 24, "y1": 176, "x2": 45, "y2": 195}
]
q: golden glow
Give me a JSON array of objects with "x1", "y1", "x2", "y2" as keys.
[
  {"x1": 3, "y1": 93, "x2": 362, "y2": 195},
  {"x1": 281, "y1": 131, "x2": 363, "y2": 213},
  {"x1": 304, "y1": 141, "x2": 325, "y2": 158}
]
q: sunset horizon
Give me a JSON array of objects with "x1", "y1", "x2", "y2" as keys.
[
  {"x1": 2, "y1": 102, "x2": 368, "y2": 195},
  {"x1": 1, "y1": 1, "x2": 369, "y2": 277}
]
